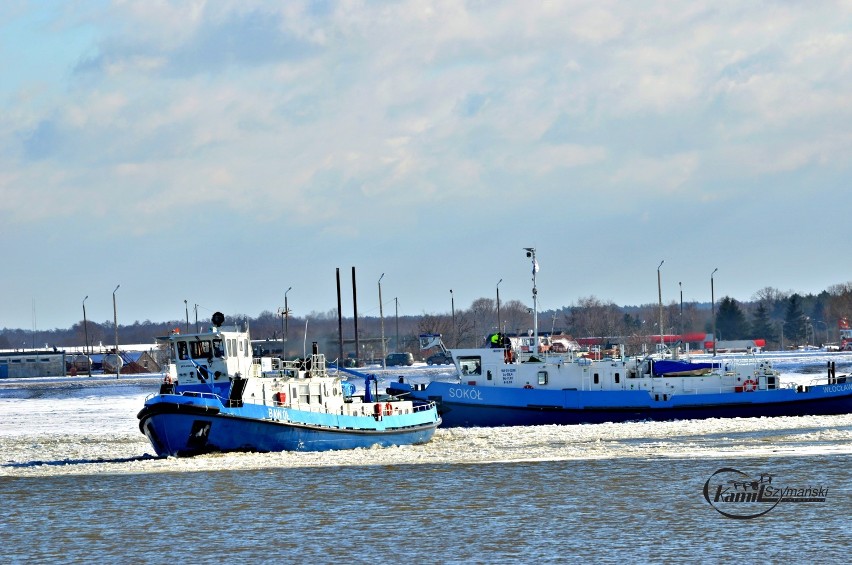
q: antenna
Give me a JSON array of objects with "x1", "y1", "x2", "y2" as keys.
[{"x1": 524, "y1": 247, "x2": 538, "y2": 354}]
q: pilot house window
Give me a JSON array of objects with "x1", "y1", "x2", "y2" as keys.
[
  {"x1": 459, "y1": 357, "x2": 482, "y2": 375},
  {"x1": 190, "y1": 341, "x2": 212, "y2": 359}
]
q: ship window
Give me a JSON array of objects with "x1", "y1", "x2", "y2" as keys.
[
  {"x1": 614, "y1": 373, "x2": 620, "y2": 384},
  {"x1": 212, "y1": 339, "x2": 224, "y2": 357},
  {"x1": 459, "y1": 356, "x2": 481, "y2": 375},
  {"x1": 593, "y1": 373, "x2": 599, "y2": 384},
  {"x1": 299, "y1": 384, "x2": 310, "y2": 403},
  {"x1": 537, "y1": 371, "x2": 548, "y2": 385},
  {"x1": 487, "y1": 370, "x2": 492, "y2": 381},
  {"x1": 190, "y1": 340, "x2": 213, "y2": 359},
  {"x1": 176, "y1": 342, "x2": 188, "y2": 360}
]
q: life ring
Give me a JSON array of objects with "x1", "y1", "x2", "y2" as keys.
[
  {"x1": 163, "y1": 375, "x2": 172, "y2": 384},
  {"x1": 523, "y1": 384, "x2": 534, "y2": 389},
  {"x1": 374, "y1": 403, "x2": 383, "y2": 416},
  {"x1": 384, "y1": 402, "x2": 393, "y2": 416},
  {"x1": 742, "y1": 379, "x2": 757, "y2": 392}
]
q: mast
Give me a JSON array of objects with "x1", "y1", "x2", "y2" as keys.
[{"x1": 524, "y1": 248, "x2": 538, "y2": 354}]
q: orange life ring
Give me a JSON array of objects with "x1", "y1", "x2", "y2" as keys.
[
  {"x1": 523, "y1": 384, "x2": 534, "y2": 389},
  {"x1": 742, "y1": 379, "x2": 757, "y2": 392},
  {"x1": 384, "y1": 402, "x2": 393, "y2": 416}
]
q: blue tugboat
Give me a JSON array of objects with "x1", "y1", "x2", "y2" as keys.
[
  {"x1": 388, "y1": 250, "x2": 852, "y2": 427},
  {"x1": 138, "y1": 313, "x2": 440, "y2": 456}
]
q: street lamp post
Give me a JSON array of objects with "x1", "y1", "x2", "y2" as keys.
[
  {"x1": 657, "y1": 260, "x2": 664, "y2": 353},
  {"x1": 378, "y1": 274, "x2": 385, "y2": 366},
  {"x1": 711, "y1": 268, "x2": 718, "y2": 356},
  {"x1": 450, "y1": 289, "x2": 455, "y2": 347},
  {"x1": 82, "y1": 296, "x2": 91, "y2": 377},
  {"x1": 496, "y1": 278, "x2": 502, "y2": 334},
  {"x1": 814, "y1": 320, "x2": 828, "y2": 346},
  {"x1": 284, "y1": 287, "x2": 292, "y2": 359},
  {"x1": 113, "y1": 284, "x2": 120, "y2": 378}
]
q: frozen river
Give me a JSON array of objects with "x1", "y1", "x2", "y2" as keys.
[{"x1": 1, "y1": 351, "x2": 849, "y2": 563}]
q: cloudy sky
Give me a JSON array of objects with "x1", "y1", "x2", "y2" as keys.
[{"x1": 2, "y1": 1, "x2": 851, "y2": 331}]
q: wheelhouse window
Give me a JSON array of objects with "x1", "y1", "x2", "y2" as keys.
[
  {"x1": 459, "y1": 356, "x2": 482, "y2": 375},
  {"x1": 190, "y1": 340, "x2": 213, "y2": 359}
]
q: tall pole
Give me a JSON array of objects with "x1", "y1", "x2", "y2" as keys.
[
  {"x1": 284, "y1": 286, "x2": 292, "y2": 359},
  {"x1": 82, "y1": 296, "x2": 91, "y2": 377},
  {"x1": 194, "y1": 304, "x2": 198, "y2": 333},
  {"x1": 336, "y1": 269, "x2": 344, "y2": 364},
  {"x1": 450, "y1": 289, "x2": 455, "y2": 347},
  {"x1": 496, "y1": 278, "x2": 502, "y2": 333},
  {"x1": 184, "y1": 299, "x2": 189, "y2": 334},
  {"x1": 711, "y1": 267, "x2": 718, "y2": 356},
  {"x1": 524, "y1": 248, "x2": 538, "y2": 353},
  {"x1": 657, "y1": 260, "x2": 664, "y2": 353},
  {"x1": 678, "y1": 282, "x2": 683, "y2": 338},
  {"x1": 395, "y1": 297, "x2": 399, "y2": 352},
  {"x1": 113, "y1": 284, "x2": 120, "y2": 378},
  {"x1": 352, "y1": 267, "x2": 360, "y2": 365},
  {"x1": 379, "y1": 273, "x2": 386, "y2": 365}
]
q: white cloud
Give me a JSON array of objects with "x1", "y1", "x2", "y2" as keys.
[{"x1": 2, "y1": 1, "x2": 852, "y2": 328}]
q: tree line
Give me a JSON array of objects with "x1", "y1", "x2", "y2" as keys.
[{"x1": 3, "y1": 282, "x2": 851, "y2": 354}]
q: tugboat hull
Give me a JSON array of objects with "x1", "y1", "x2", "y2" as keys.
[{"x1": 139, "y1": 397, "x2": 440, "y2": 457}]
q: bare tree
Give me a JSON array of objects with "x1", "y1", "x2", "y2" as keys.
[
  {"x1": 568, "y1": 296, "x2": 626, "y2": 339},
  {"x1": 469, "y1": 297, "x2": 497, "y2": 335},
  {"x1": 825, "y1": 282, "x2": 852, "y2": 336},
  {"x1": 417, "y1": 313, "x2": 452, "y2": 340},
  {"x1": 500, "y1": 299, "x2": 532, "y2": 336}
]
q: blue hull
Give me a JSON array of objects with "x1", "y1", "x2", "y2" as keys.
[
  {"x1": 138, "y1": 395, "x2": 440, "y2": 457},
  {"x1": 388, "y1": 381, "x2": 852, "y2": 427}
]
